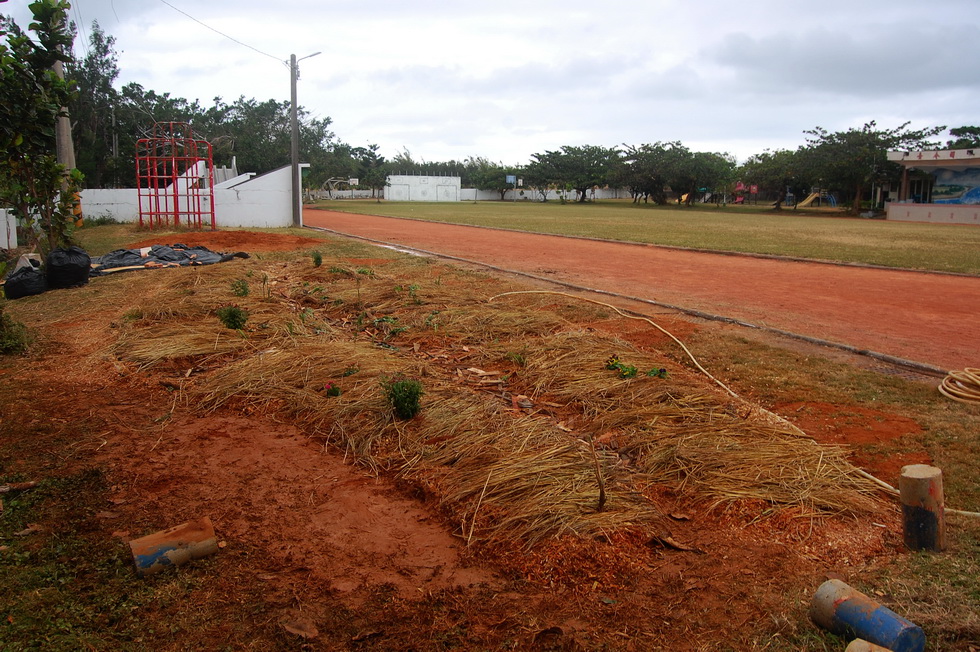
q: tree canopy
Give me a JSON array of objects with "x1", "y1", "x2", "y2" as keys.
[
  {"x1": 525, "y1": 145, "x2": 622, "y2": 202},
  {"x1": 803, "y1": 121, "x2": 944, "y2": 213},
  {"x1": 1, "y1": 0, "x2": 80, "y2": 251}
]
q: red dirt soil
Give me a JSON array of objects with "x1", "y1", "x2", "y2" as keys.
[
  {"x1": 304, "y1": 208, "x2": 980, "y2": 372},
  {"x1": 5, "y1": 228, "x2": 938, "y2": 648}
]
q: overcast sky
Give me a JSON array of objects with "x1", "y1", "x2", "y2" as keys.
[{"x1": 5, "y1": 0, "x2": 979, "y2": 165}]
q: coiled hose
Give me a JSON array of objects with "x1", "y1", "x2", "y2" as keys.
[{"x1": 939, "y1": 368, "x2": 980, "y2": 405}]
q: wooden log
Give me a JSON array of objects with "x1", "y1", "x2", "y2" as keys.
[
  {"x1": 810, "y1": 579, "x2": 925, "y2": 652},
  {"x1": 129, "y1": 516, "x2": 218, "y2": 576},
  {"x1": 0, "y1": 481, "x2": 39, "y2": 494},
  {"x1": 845, "y1": 639, "x2": 894, "y2": 652},
  {"x1": 899, "y1": 464, "x2": 946, "y2": 552}
]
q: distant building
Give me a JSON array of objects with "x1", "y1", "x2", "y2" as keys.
[
  {"x1": 385, "y1": 175, "x2": 461, "y2": 201},
  {"x1": 886, "y1": 149, "x2": 980, "y2": 225}
]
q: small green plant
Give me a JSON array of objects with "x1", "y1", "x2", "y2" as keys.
[
  {"x1": 0, "y1": 308, "x2": 31, "y2": 354},
  {"x1": 504, "y1": 350, "x2": 527, "y2": 366},
  {"x1": 121, "y1": 307, "x2": 144, "y2": 322},
  {"x1": 323, "y1": 382, "x2": 341, "y2": 397},
  {"x1": 646, "y1": 367, "x2": 669, "y2": 378},
  {"x1": 407, "y1": 283, "x2": 421, "y2": 304},
  {"x1": 381, "y1": 374, "x2": 423, "y2": 419},
  {"x1": 356, "y1": 267, "x2": 373, "y2": 277},
  {"x1": 311, "y1": 251, "x2": 323, "y2": 267},
  {"x1": 87, "y1": 214, "x2": 119, "y2": 226},
  {"x1": 216, "y1": 305, "x2": 249, "y2": 330},
  {"x1": 605, "y1": 355, "x2": 637, "y2": 378},
  {"x1": 342, "y1": 365, "x2": 360, "y2": 377},
  {"x1": 424, "y1": 310, "x2": 441, "y2": 330},
  {"x1": 231, "y1": 279, "x2": 250, "y2": 297}
]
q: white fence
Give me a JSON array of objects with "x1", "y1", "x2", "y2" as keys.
[
  {"x1": 885, "y1": 202, "x2": 980, "y2": 225},
  {"x1": 81, "y1": 165, "x2": 300, "y2": 228},
  {"x1": 460, "y1": 187, "x2": 629, "y2": 202}
]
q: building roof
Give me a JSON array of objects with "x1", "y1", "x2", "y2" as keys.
[{"x1": 888, "y1": 148, "x2": 980, "y2": 171}]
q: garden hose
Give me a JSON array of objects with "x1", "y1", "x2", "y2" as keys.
[
  {"x1": 488, "y1": 289, "x2": 809, "y2": 438},
  {"x1": 939, "y1": 368, "x2": 980, "y2": 405}
]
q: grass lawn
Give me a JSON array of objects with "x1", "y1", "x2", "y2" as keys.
[{"x1": 317, "y1": 199, "x2": 980, "y2": 275}]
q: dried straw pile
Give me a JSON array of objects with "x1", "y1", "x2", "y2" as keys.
[{"x1": 108, "y1": 247, "x2": 881, "y2": 545}]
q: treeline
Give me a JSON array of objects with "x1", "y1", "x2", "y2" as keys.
[
  {"x1": 62, "y1": 19, "x2": 980, "y2": 214},
  {"x1": 66, "y1": 23, "x2": 387, "y2": 195}
]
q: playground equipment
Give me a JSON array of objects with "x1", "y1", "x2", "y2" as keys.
[
  {"x1": 797, "y1": 189, "x2": 837, "y2": 208},
  {"x1": 135, "y1": 122, "x2": 216, "y2": 230}
]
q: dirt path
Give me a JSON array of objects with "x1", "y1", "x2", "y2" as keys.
[{"x1": 305, "y1": 209, "x2": 980, "y2": 372}]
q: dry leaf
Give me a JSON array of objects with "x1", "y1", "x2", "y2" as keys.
[{"x1": 280, "y1": 614, "x2": 319, "y2": 639}]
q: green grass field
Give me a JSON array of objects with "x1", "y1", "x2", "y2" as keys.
[{"x1": 317, "y1": 199, "x2": 980, "y2": 275}]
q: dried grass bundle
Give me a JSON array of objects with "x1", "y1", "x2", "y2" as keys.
[
  {"x1": 115, "y1": 323, "x2": 250, "y2": 367},
  {"x1": 403, "y1": 394, "x2": 660, "y2": 545},
  {"x1": 119, "y1": 247, "x2": 885, "y2": 546}
]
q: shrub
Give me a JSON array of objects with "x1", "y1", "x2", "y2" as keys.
[
  {"x1": 216, "y1": 305, "x2": 248, "y2": 330},
  {"x1": 311, "y1": 251, "x2": 323, "y2": 267},
  {"x1": 381, "y1": 374, "x2": 423, "y2": 419},
  {"x1": 231, "y1": 279, "x2": 250, "y2": 297},
  {"x1": 0, "y1": 308, "x2": 31, "y2": 354}
]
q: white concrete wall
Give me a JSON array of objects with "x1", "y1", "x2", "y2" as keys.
[
  {"x1": 0, "y1": 210, "x2": 16, "y2": 249},
  {"x1": 82, "y1": 188, "x2": 141, "y2": 222},
  {"x1": 385, "y1": 175, "x2": 461, "y2": 201},
  {"x1": 885, "y1": 202, "x2": 980, "y2": 225},
  {"x1": 459, "y1": 187, "x2": 628, "y2": 202},
  {"x1": 79, "y1": 164, "x2": 299, "y2": 229}
]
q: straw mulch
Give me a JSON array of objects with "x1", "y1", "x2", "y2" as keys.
[{"x1": 108, "y1": 249, "x2": 882, "y2": 546}]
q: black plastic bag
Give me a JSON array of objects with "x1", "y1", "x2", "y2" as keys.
[
  {"x1": 46, "y1": 246, "x2": 91, "y2": 289},
  {"x1": 4, "y1": 265, "x2": 48, "y2": 300}
]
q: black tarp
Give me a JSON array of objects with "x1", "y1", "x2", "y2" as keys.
[{"x1": 90, "y1": 244, "x2": 249, "y2": 276}]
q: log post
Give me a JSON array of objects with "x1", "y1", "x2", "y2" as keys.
[
  {"x1": 899, "y1": 464, "x2": 946, "y2": 552},
  {"x1": 129, "y1": 516, "x2": 218, "y2": 576}
]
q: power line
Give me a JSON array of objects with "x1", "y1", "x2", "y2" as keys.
[
  {"x1": 156, "y1": 0, "x2": 283, "y2": 63},
  {"x1": 72, "y1": 0, "x2": 89, "y2": 58}
]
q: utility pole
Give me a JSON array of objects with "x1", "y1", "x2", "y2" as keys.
[
  {"x1": 53, "y1": 33, "x2": 79, "y2": 226},
  {"x1": 290, "y1": 52, "x2": 320, "y2": 228},
  {"x1": 52, "y1": 35, "x2": 75, "y2": 170}
]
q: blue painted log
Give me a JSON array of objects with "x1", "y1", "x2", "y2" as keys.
[
  {"x1": 129, "y1": 516, "x2": 218, "y2": 576},
  {"x1": 810, "y1": 579, "x2": 925, "y2": 652}
]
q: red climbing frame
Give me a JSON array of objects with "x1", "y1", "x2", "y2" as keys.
[{"x1": 135, "y1": 122, "x2": 216, "y2": 230}]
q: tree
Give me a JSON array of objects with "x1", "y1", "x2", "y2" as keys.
[
  {"x1": 464, "y1": 157, "x2": 522, "y2": 200},
  {"x1": 526, "y1": 145, "x2": 621, "y2": 203},
  {"x1": 352, "y1": 144, "x2": 388, "y2": 201},
  {"x1": 66, "y1": 20, "x2": 119, "y2": 188},
  {"x1": 802, "y1": 121, "x2": 944, "y2": 214},
  {"x1": 110, "y1": 82, "x2": 208, "y2": 187},
  {"x1": 0, "y1": 0, "x2": 81, "y2": 252},
  {"x1": 615, "y1": 143, "x2": 671, "y2": 204},
  {"x1": 739, "y1": 148, "x2": 810, "y2": 210},
  {"x1": 946, "y1": 126, "x2": 980, "y2": 150}
]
